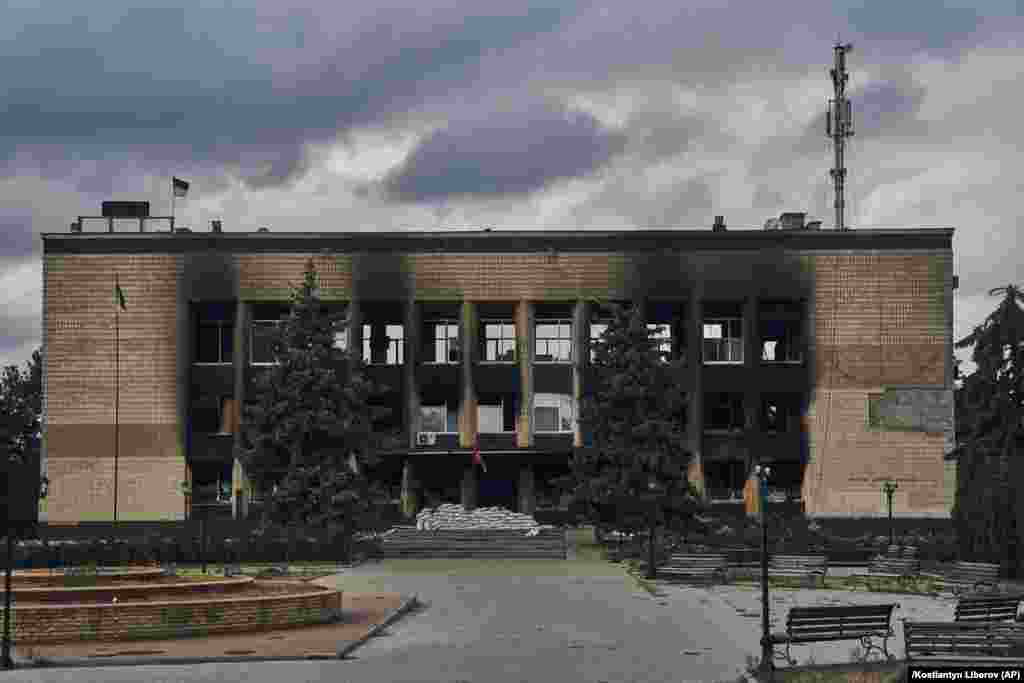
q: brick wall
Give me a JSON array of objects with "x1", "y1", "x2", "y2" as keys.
[
  {"x1": 4, "y1": 582, "x2": 341, "y2": 644},
  {"x1": 43, "y1": 255, "x2": 186, "y2": 522},
  {"x1": 801, "y1": 251, "x2": 954, "y2": 517}
]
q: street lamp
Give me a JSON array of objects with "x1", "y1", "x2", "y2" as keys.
[
  {"x1": 646, "y1": 479, "x2": 665, "y2": 580},
  {"x1": 755, "y1": 464, "x2": 772, "y2": 677},
  {"x1": 882, "y1": 480, "x2": 898, "y2": 548}
]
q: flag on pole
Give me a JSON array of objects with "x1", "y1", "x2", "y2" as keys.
[
  {"x1": 471, "y1": 435, "x2": 486, "y2": 473},
  {"x1": 172, "y1": 177, "x2": 190, "y2": 198},
  {"x1": 115, "y1": 276, "x2": 127, "y2": 311}
]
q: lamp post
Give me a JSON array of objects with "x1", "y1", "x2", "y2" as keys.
[
  {"x1": 646, "y1": 480, "x2": 664, "y2": 580},
  {"x1": 882, "y1": 480, "x2": 898, "y2": 548},
  {"x1": 756, "y1": 464, "x2": 772, "y2": 678}
]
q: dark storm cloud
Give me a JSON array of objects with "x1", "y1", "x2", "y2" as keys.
[
  {"x1": 0, "y1": 210, "x2": 39, "y2": 267},
  {"x1": 0, "y1": 1, "x2": 576, "y2": 190},
  {"x1": 380, "y1": 104, "x2": 628, "y2": 202}
]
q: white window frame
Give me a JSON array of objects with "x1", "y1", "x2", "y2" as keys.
[
  {"x1": 482, "y1": 320, "x2": 517, "y2": 363},
  {"x1": 250, "y1": 319, "x2": 283, "y2": 365},
  {"x1": 535, "y1": 320, "x2": 573, "y2": 363},
  {"x1": 534, "y1": 393, "x2": 575, "y2": 434},
  {"x1": 702, "y1": 318, "x2": 743, "y2": 364},
  {"x1": 426, "y1": 321, "x2": 460, "y2": 364},
  {"x1": 420, "y1": 403, "x2": 458, "y2": 434}
]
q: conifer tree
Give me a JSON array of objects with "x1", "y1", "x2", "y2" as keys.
[
  {"x1": 564, "y1": 302, "x2": 699, "y2": 542},
  {"x1": 953, "y1": 285, "x2": 1024, "y2": 576},
  {"x1": 237, "y1": 260, "x2": 389, "y2": 550}
]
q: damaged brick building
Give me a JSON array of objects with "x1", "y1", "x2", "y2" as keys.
[{"x1": 39, "y1": 212, "x2": 956, "y2": 522}]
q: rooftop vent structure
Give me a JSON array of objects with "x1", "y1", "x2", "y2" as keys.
[
  {"x1": 70, "y1": 221, "x2": 81, "y2": 233},
  {"x1": 257, "y1": 227, "x2": 269, "y2": 233},
  {"x1": 211, "y1": 220, "x2": 222, "y2": 233},
  {"x1": 712, "y1": 215, "x2": 727, "y2": 232},
  {"x1": 779, "y1": 212, "x2": 806, "y2": 230},
  {"x1": 175, "y1": 227, "x2": 192, "y2": 233},
  {"x1": 805, "y1": 220, "x2": 822, "y2": 230}
]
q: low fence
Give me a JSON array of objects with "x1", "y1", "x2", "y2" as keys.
[{"x1": 1, "y1": 520, "x2": 390, "y2": 570}]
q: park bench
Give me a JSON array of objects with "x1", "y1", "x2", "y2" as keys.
[
  {"x1": 864, "y1": 555, "x2": 921, "y2": 583},
  {"x1": 764, "y1": 554, "x2": 828, "y2": 588},
  {"x1": 923, "y1": 561, "x2": 1000, "y2": 595},
  {"x1": 653, "y1": 553, "x2": 728, "y2": 584},
  {"x1": 904, "y1": 620, "x2": 1024, "y2": 666},
  {"x1": 955, "y1": 594, "x2": 1024, "y2": 623},
  {"x1": 771, "y1": 603, "x2": 899, "y2": 665}
]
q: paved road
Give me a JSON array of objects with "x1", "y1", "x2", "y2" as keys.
[{"x1": 0, "y1": 563, "x2": 757, "y2": 683}]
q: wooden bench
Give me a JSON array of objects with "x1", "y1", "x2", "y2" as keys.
[
  {"x1": 923, "y1": 561, "x2": 1001, "y2": 595},
  {"x1": 955, "y1": 594, "x2": 1024, "y2": 623},
  {"x1": 866, "y1": 556, "x2": 921, "y2": 581},
  {"x1": 653, "y1": 553, "x2": 728, "y2": 584},
  {"x1": 904, "y1": 620, "x2": 1024, "y2": 666},
  {"x1": 771, "y1": 604, "x2": 899, "y2": 665},
  {"x1": 764, "y1": 555, "x2": 828, "y2": 588}
]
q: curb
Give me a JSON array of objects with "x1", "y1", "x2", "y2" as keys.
[
  {"x1": 19, "y1": 593, "x2": 421, "y2": 671},
  {"x1": 336, "y1": 593, "x2": 420, "y2": 659}
]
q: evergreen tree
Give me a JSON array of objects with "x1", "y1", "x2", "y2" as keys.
[
  {"x1": 237, "y1": 260, "x2": 389, "y2": 549},
  {"x1": 564, "y1": 302, "x2": 699, "y2": 541},
  {"x1": 953, "y1": 285, "x2": 1024, "y2": 576},
  {"x1": 1, "y1": 347, "x2": 42, "y2": 465}
]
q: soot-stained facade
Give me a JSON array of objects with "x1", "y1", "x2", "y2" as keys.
[{"x1": 39, "y1": 219, "x2": 956, "y2": 521}]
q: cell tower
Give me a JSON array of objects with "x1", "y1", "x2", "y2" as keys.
[{"x1": 826, "y1": 42, "x2": 854, "y2": 230}]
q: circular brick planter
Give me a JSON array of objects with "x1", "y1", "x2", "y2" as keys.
[
  {"x1": 9, "y1": 566, "x2": 164, "y2": 587},
  {"x1": 2, "y1": 575, "x2": 343, "y2": 644}
]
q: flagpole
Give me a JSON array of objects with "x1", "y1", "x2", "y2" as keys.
[
  {"x1": 114, "y1": 274, "x2": 120, "y2": 523},
  {"x1": 171, "y1": 178, "x2": 176, "y2": 231}
]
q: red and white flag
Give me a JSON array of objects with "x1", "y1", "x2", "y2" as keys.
[{"x1": 471, "y1": 435, "x2": 487, "y2": 473}]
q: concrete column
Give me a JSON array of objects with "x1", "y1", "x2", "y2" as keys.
[
  {"x1": 573, "y1": 300, "x2": 590, "y2": 448},
  {"x1": 459, "y1": 301, "x2": 478, "y2": 448},
  {"x1": 518, "y1": 466, "x2": 536, "y2": 515},
  {"x1": 232, "y1": 301, "x2": 250, "y2": 520},
  {"x1": 686, "y1": 296, "x2": 705, "y2": 496},
  {"x1": 401, "y1": 459, "x2": 419, "y2": 519},
  {"x1": 743, "y1": 296, "x2": 760, "y2": 474},
  {"x1": 516, "y1": 300, "x2": 534, "y2": 447},
  {"x1": 405, "y1": 299, "x2": 420, "y2": 448},
  {"x1": 461, "y1": 466, "x2": 478, "y2": 510},
  {"x1": 347, "y1": 300, "x2": 363, "y2": 364}
]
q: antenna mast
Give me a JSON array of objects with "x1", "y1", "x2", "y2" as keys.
[{"x1": 826, "y1": 42, "x2": 854, "y2": 230}]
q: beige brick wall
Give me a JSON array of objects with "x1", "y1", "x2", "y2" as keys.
[
  {"x1": 801, "y1": 251, "x2": 953, "y2": 517},
  {"x1": 43, "y1": 255, "x2": 186, "y2": 521}
]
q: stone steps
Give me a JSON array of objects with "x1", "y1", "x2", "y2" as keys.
[{"x1": 378, "y1": 528, "x2": 567, "y2": 559}]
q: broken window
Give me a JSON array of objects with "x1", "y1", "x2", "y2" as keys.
[
  {"x1": 426, "y1": 321, "x2": 460, "y2": 364},
  {"x1": 478, "y1": 395, "x2": 516, "y2": 433},
  {"x1": 420, "y1": 403, "x2": 458, "y2": 433},
  {"x1": 194, "y1": 303, "x2": 235, "y2": 364},
  {"x1": 535, "y1": 320, "x2": 573, "y2": 362},
  {"x1": 482, "y1": 321, "x2": 516, "y2": 362},
  {"x1": 702, "y1": 318, "x2": 743, "y2": 363},
  {"x1": 704, "y1": 393, "x2": 745, "y2": 431},
  {"x1": 761, "y1": 394, "x2": 803, "y2": 433},
  {"x1": 647, "y1": 323, "x2": 672, "y2": 362},
  {"x1": 362, "y1": 323, "x2": 404, "y2": 365},
  {"x1": 760, "y1": 318, "x2": 804, "y2": 363},
  {"x1": 534, "y1": 393, "x2": 574, "y2": 433},
  {"x1": 589, "y1": 322, "x2": 609, "y2": 362}
]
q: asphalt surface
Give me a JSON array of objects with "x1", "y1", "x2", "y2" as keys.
[
  {"x1": 0, "y1": 562, "x2": 757, "y2": 683},
  {"x1": 0, "y1": 559, "x2": 973, "y2": 683}
]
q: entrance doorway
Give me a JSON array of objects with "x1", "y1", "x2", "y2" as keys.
[{"x1": 478, "y1": 473, "x2": 518, "y2": 511}]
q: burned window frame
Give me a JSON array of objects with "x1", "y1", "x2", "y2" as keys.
[
  {"x1": 702, "y1": 318, "x2": 743, "y2": 364},
  {"x1": 481, "y1": 319, "x2": 517, "y2": 363},
  {"x1": 535, "y1": 319, "x2": 573, "y2": 363}
]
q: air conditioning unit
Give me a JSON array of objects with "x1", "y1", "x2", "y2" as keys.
[{"x1": 416, "y1": 432, "x2": 437, "y2": 446}]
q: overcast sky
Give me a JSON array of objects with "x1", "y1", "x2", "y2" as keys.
[{"x1": 2, "y1": 1, "x2": 1021, "y2": 376}]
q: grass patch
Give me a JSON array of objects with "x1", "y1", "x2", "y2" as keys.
[{"x1": 729, "y1": 575, "x2": 943, "y2": 595}]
